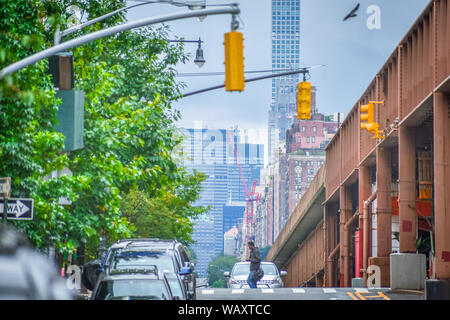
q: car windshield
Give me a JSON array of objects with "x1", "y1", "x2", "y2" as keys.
[
  {"x1": 232, "y1": 264, "x2": 278, "y2": 276},
  {"x1": 109, "y1": 251, "x2": 175, "y2": 273},
  {"x1": 95, "y1": 279, "x2": 170, "y2": 300}
]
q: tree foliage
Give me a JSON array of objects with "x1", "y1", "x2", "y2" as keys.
[
  {"x1": 0, "y1": 0, "x2": 206, "y2": 258},
  {"x1": 207, "y1": 254, "x2": 238, "y2": 288}
]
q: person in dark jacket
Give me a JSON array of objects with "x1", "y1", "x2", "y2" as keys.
[{"x1": 246, "y1": 241, "x2": 261, "y2": 288}]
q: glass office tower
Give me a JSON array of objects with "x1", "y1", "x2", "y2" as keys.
[{"x1": 181, "y1": 127, "x2": 264, "y2": 278}]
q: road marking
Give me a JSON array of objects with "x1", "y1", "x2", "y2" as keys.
[
  {"x1": 261, "y1": 289, "x2": 274, "y2": 294},
  {"x1": 354, "y1": 291, "x2": 391, "y2": 300},
  {"x1": 323, "y1": 288, "x2": 336, "y2": 293},
  {"x1": 202, "y1": 289, "x2": 214, "y2": 295},
  {"x1": 232, "y1": 289, "x2": 245, "y2": 294},
  {"x1": 354, "y1": 292, "x2": 367, "y2": 300},
  {"x1": 376, "y1": 291, "x2": 391, "y2": 300},
  {"x1": 347, "y1": 292, "x2": 359, "y2": 300},
  {"x1": 355, "y1": 288, "x2": 369, "y2": 293},
  {"x1": 292, "y1": 288, "x2": 306, "y2": 293}
]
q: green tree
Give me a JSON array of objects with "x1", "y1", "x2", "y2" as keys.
[
  {"x1": 0, "y1": 0, "x2": 92, "y2": 253},
  {"x1": 120, "y1": 170, "x2": 208, "y2": 246},
  {"x1": 207, "y1": 254, "x2": 238, "y2": 288},
  {"x1": 0, "y1": 0, "x2": 207, "y2": 259}
]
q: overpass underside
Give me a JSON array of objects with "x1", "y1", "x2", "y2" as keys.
[{"x1": 267, "y1": 0, "x2": 450, "y2": 292}]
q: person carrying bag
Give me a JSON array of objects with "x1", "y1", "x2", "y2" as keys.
[{"x1": 246, "y1": 241, "x2": 262, "y2": 288}]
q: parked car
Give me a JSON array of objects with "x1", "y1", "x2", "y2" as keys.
[
  {"x1": 91, "y1": 265, "x2": 175, "y2": 300},
  {"x1": 83, "y1": 238, "x2": 196, "y2": 299},
  {"x1": 224, "y1": 261, "x2": 287, "y2": 289},
  {"x1": 164, "y1": 272, "x2": 187, "y2": 300},
  {"x1": 104, "y1": 239, "x2": 196, "y2": 299}
]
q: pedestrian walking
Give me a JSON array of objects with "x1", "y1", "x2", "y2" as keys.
[{"x1": 246, "y1": 241, "x2": 261, "y2": 288}]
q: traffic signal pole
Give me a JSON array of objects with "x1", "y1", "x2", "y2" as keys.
[
  {"x1": 181, "y1": 68, "x2": 311, "y2": 98},
  {"x1": 0, "y1": 6, "x2": 240, "y2": 78}
]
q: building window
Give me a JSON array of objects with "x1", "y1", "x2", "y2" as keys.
[
  {"x1": 302, "y1": 126, "x2": 306, "y2": 132},
  {"x1": 313, "y1": 126, "x2": 317, "y2": 132},
  {"x1": 311, "y1": 136, "x2": 315, "y2": 143},
  {"x1": 306, "y1": 136, "x2": 310, "y2": 143}
]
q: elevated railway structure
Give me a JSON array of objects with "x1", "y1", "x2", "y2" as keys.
[{"x1": 267, "y1": 0, "x2": 450, "y2": 298}]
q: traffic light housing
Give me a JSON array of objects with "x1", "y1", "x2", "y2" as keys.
[
  {"x1": 297, "y1": 81, "x2": 311, "y2": 120},
  {"x1": 360, "y1": 103, "x2": 374, "y2": 130},
  {"x1": 224, "y1": 31, "x2": 245, "y2": 92},
  {"x1": 360, "y1": 101, "x2": 385, "y2": 139}
]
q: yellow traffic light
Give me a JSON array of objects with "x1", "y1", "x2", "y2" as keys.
[
  {"x1": 360, "y1": 103, "x2": 374, "y2": 130},
  {"x1": 297, "y1": 81, "x2": 311, "y2": 120},
  {"x1": 360, "y1": 101, "x2": 385, "y2": 139},
  {"x1": 224, "y1": 31, "x2": 245, "y2": 92}
]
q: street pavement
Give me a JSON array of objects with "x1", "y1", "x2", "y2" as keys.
[{"x1": 196, "y1": 287, "x2": 424, "y2": 300}]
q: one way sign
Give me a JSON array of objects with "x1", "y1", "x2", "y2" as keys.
[{"x1": 0, "y1": 198, "x2": 34, "y2": 220}]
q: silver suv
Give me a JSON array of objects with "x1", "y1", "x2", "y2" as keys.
[{"x1": 224, "y1": 262, "x2": 287, "y2": 289}]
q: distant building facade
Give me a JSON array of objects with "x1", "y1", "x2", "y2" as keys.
[
  {"x1": 224, "y1": 226, "x2": 239, "y2": 257},
  {"x1": 181, "y1": 125, "x2": 264, "y2": 277}
]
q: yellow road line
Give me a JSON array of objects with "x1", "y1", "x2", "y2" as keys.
[
  {"x1": 353, "y1": 291, "x2": 391, "y2": 300},
  {"x1": 355, "y1": 292, "x2": 367, "y2": 300},
  {"x1": 347, "y1": 292, "x2": 359, "y2": 300},
  {"x1": 377, "y1": 291, "x2": 391, "y2": 300}
]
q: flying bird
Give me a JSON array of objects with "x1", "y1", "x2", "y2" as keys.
[{"x1": 343, "y1": 3, "x2": 360, "y2": 21}]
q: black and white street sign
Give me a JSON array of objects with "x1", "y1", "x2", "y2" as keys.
[{"x1": 0, "y1": 198, "x2": 34, "y2": 220}]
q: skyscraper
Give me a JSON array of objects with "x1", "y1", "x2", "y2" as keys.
[
  {"x1": 268, "y1": 0, "x2": 301, "y2": 164},
  {"x1": 181, "y1": 125, "x2": 264, "y2": 278}
]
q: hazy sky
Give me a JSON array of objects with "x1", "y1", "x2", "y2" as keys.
[{"x1": 126, "y1": 0, "x2": 430, "y2": 145}]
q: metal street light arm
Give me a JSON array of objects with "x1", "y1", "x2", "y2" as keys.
[
  {"x1": 59, "y1": 1, "x2": 161, "y2": 39},
  {"x1": 181, "y1": 68, "x2": 311, "y2": 98},
  {"x1": 57, "y1": 1, "x2": 207, "y2": 43},
  {"x1": 0, "y1": 6, "x2": 240, "y2": 78}
]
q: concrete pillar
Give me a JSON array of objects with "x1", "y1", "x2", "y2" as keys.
[
  {"x1": 340, "y1": 185, "x2": 352, "y2": 287},
  {"x1": 398, "y1": 126, "x2": 417, "y2": 253},
  {"x1": 433, "y1": 92, "x2": 450, "y2": 280},
  {"x1": 370, "y1": 146, "x2": 392, "y2": 287},
  {"x1": 358, "y1": 166, "x2": 371, "y2": 278}
]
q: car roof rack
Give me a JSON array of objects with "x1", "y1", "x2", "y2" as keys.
[
  {"x1": 115, "y1": 238, "x2": 176, "y2": 243},
  {"x1": 109, "y1": 265, "x2": 160, "y2": 277},
  {"x1": 111, "y1": 239, "x2": 178, "y2": 249}
]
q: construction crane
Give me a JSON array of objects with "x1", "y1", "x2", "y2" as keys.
[{"x1": 226, "y1": 130, "x2": 261, "y2": 258}]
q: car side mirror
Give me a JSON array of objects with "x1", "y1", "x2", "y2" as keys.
[
  {"x1": 224, "y1": 271, "x2": 230, "y2": 277},
  {"x1": 184, "y1": 262, "x2": 194, "y2": 271},
  {"x1": 180, "y1": 266, "x2": 192, "y2": 276},
  {"x1": 280, "y1": 270, "x2": 287, "y2": 277}
]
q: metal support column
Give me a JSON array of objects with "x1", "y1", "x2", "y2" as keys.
[
  {"x1": 340, "y1": 185, "x2": 352, "y2": 287},
  {"x1": 433, "y1": 92, "x2": 450, "y2": 279},
  {"x1": 398, "y1": 126, "x2": 417, "y2": 253},
  {"x1": 372, "y1": 146, "x2": 392, "y2": 287}
]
